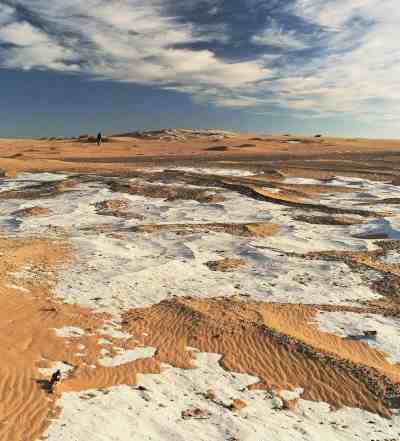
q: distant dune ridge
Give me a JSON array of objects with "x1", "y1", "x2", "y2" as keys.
[{"x1": 111, "y1": 128, "x2": 237, "y2": 141}]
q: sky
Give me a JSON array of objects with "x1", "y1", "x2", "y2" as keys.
[{"x1": 0, "y1": 0, "x2": 399, "y2": 138}]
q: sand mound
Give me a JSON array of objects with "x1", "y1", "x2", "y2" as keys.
[
  {"x1": 12, "y1": 206, "x2": 50, "y2": 217},
  {"x1": 121, "y1": 297, "x2": 400, "y2": 417}
]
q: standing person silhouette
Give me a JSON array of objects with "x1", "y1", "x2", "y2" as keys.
[{"x1": 97, "y1": 132, "x2": 102, "y2": 146}]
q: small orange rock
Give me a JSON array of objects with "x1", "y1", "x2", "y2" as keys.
[
  {"x1": 282, "y1": 398, "x2": 299, "y2": 410},
  {"x1": 229, "y1": 399, "x2": 247, "y2": 412}
]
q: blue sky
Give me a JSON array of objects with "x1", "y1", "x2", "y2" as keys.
[{"x1": 0, "y1": 0, "x2": 399, "y2": 138}]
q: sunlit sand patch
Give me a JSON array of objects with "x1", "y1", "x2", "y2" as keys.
[{"x1": 258, "y1": 304, "x2": 400, "y2": 382}]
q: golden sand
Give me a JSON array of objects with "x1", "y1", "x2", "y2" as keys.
[{"x1": 121, "y1": 297, "x2": 400, "y2": 417}]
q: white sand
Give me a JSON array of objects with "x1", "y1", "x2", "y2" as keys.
[
  {"x1": 0, "y1": 172, "x2": 384, "y2": 314},
  {"x1": 54, "y1": 327, "x2": 86, "y2": 338},
  {"x1": 170, "y1": 167, "x2": 257, "y2": 177},
  {"x1": 43, "y1": 352, "x2": 400, "y2": 441},
  {"x1": 99, "y1": 347, "x2": 156, "y2": 367},
  {"x1": 53, "y1": 232, "x2": 381, "y2": 314}
]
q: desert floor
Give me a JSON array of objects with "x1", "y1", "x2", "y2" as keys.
[{"x1": 0, "y1": 130, "x2": 400, "y2": 441}]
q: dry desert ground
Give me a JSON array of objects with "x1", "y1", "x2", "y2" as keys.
[{"x1": 1, "y1": 129, "x2": 400, "y2": 441}]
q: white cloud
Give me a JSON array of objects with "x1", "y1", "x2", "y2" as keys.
[
  {"x1": 252, "y1": 0, "x2": 400, "y2": 122},
  {"x1": 0, "y1": 0, "x2": 270, "y2": 99},
  {"x1": 0, "y1": 18, "x2": 78, "y2": 71},
  {"x1": 0, "y1": 21, "x2": 50, "y2": 46},
  {"x1": 0, "y1": 0, "x2": 399, "y2": 127}
]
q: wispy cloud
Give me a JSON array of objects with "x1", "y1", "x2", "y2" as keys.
[
  {"x1": 0, "y1": 0, "x2": 399, "y2": 127},
  {"x1": 252, "y1": 18, "x2": 310, "y2": 50},
  {"x1": 0, "y1": 1, "x2": 270, "y2": 91},
  {"x1": 268, "y1": 0, "x2": 400, "y2": 120}
]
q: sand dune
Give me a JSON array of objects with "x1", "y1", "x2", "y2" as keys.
[{"x1": 121, "y1": 298, "x2": 397, "y2": 417}]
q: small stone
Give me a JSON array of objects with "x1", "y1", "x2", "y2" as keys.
[
  {"x1": 229, "y1": 399, "x2": 247, "y2": 412},
  {"x1": 182, "y1": 408, "x2": 211, "y2": 420},
  {"x1": 205, "y1": 389, "x2": 216, "y2": 400}
]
